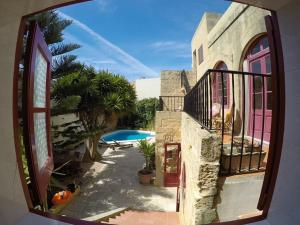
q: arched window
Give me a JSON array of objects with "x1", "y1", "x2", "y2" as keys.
[{"x1": 212, "y1": 62, "x2": 230, "y2": 108}]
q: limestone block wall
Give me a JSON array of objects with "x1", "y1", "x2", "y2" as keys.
[
  {"x1": 160, "y1": 70, "x2": 196, "y2": 96},
  {"x1": 179, "y1": 112, "x2": 221, "y2": 225},
  {"x1": 154, "y1": 111, "x2": 182, "y2": 186}
]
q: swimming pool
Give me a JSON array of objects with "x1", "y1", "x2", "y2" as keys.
[{"x1": 101, "y1": 130, "x2": 155, "y2": 142}]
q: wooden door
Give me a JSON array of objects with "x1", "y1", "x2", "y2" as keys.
[
  {"x1": 247, "y1": 36, "x2": 272, "y2": 142},
  {"x1": 164, "y1": 143, "x2": 181, "y2": 187}
]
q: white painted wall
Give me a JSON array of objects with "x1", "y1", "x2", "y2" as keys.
[
  {"x1": 250, "y1": 0, "x2": 300, "y2": 224},
  {"x1": 135, "y1": 77, "x2": 160, "y2": 100}
]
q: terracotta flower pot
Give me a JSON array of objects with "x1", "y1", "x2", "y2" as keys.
[{"x1": 138, "y1": 169, "x2": 152, "y2": 185}]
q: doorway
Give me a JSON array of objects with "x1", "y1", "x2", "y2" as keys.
[{"x1": 246, "y1": 36, "x2": 272, "y2": 142}]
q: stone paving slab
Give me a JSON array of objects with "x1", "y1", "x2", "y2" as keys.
[{"x1": 60, "y1": 146, "x2": 177, "y2": 219}]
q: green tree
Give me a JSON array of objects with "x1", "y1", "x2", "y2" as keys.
[
  {"x1": 134, "y1": 98, "x2": 159, "y2": 129},
  {"x1": 52, "y1": 67, "x2": 136, "y2": 160},
  {"x1": 29, "y1": 10, "x2": 82, "y2": 79}
]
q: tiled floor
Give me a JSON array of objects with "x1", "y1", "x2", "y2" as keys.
[{"x1": 60, "y1": 146, "x2": 177, "y2": 219}]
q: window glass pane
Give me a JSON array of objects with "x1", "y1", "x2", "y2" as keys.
[
  {"x1": 261, "y1": 37, "x2": 269, "y2": 49},
  {"x1": 34, "y1": 112, "x2": 48, "y2": 170},
  {"x1": 267, "y1": 93, "x2": 272, "y2": 110},
  {"x1": 254, "y1": 77, "x2": 263, "y2": 93},
  {"x1": 251, "y1": 42, "x2": 261, "y2": 55},
  {"x1": 267, "y1": 77, "x2": 272, "y2": 92},
  {"x1": 218, "y1": 63, "x2": 228, "y2": 70},
  {"x1": 34, "y1": 49, "x2": 47, "y2": 108},
  {"x1": 254, "y1": 94, "x2": 262, "y2": 109},
  {"x1": 251, "y1": 60, "x2": 262, "y2": 74},
  {"x1": 223, "y1": 97, "x2": 228, "y2": 105},
  {"x1": 266, "y1": 55, "x2": 271, "y2": 74}
]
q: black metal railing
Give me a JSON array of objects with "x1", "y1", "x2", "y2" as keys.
[
  {"x1": 184, "y1": 69, "x2": 272, "y2": 175},
  {"x1": 159, "y1": 96, "x2": 184, "y2": 111}
]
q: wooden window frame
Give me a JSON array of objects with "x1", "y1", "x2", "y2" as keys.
[{"x1": 23, "y1": 22, "x2": 53, "y2": 206}]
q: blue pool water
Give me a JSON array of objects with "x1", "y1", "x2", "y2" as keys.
[{"x1": 101, "y1": 130, "x2": 154, "y2": 142}]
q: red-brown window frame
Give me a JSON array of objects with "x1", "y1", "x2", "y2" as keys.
[{"x1": 23, "y1": 22, "x2": 53, "y2": 206}]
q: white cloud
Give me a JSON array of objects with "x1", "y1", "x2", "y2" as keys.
[
  {"x1": 95, "y1": 0, "x2": 117, "y2": 13},
  {"x1": 150, "y1": 41, "x2": 189, "y2": 51},
  {"x1": 58, "y1": 11, "x2": 157, "y2": 78},
  {"x1": 95, "y1": 60, "x2": 117, "y2": 64},
  {"x1": 149, "y1": 40, "x2": 190, "y2": 58}
]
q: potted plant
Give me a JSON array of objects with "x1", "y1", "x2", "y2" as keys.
[{"x1": 138, "y1": 139, "x2": 155, "y2": 185}]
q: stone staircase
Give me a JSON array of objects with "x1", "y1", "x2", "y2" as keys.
[{"x1": 101, "y1": 210, "x2": 179, "y2": 225}]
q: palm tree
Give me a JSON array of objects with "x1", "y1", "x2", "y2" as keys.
[
  {"x1": 29, "y1": 10, "x2": 82, "y2": 79},
  {"x1": 138, "y1": 140, "x2": 155, "y2": 173},
  {"x1": 52, "y1": 67, "x2": 136, "y2": 160}
]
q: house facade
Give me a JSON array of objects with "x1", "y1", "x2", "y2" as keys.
[{"x1": 156, "y1": 3, "x2": 273, "y2": 224}]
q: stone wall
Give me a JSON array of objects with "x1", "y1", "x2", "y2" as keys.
[
  {"x1": 179, "y1": 112, "x2": 221, "y2": 225},
  {"x1": 154, "y1": 111, "x2": 182, "y2": 186},
  {"x1": 160, "y1": 70, "x2": 196, "y2": 96}
]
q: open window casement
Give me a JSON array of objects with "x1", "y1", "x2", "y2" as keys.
[{"x1": 23, "y1": 22, "x2": 53, "y2": 206}]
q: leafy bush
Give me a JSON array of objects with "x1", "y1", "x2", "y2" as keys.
[{"x1": 118, "y1": 98, "x2": 159, "y2": 130}]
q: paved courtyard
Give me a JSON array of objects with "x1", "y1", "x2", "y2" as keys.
[{"x1": 60, "y1": 145, "x2": 177, "y2": 219}]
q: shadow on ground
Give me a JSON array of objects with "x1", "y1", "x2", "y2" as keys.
[{"x1": 60, "y1": 146, "x2": 177, "y2": 219}]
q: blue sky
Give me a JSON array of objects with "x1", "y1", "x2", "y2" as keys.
[{"x1": 59, "y1": 0, "x2": 230, "y2": 81}]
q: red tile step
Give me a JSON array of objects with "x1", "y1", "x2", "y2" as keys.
[{"x1": 101, "y1": 210, "x2": 179, "y2": 225}]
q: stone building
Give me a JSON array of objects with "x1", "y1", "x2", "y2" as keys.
[{"x1": 156, "y1": 3, "x2": 272, "y2": 224}]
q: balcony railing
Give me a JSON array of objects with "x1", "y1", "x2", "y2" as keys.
[
  {"x1": 184, "y1": 69, "x2": 272, "y2": 175},
  {"x1": 159, "y1": 96, "x2": 184, "y2": 112}
]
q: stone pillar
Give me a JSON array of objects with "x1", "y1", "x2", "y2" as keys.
[{"x1": 180, "y1": 113, "x2": 221, "y2": 225}]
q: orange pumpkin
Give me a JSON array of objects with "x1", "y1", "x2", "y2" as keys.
[{"x1": 51, "y1": 190, "x2": 72, "y2": 205}]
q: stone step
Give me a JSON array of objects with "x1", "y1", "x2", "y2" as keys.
[{"x1": 103, "y1": 210, "x2": 179, "y2": 225}]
